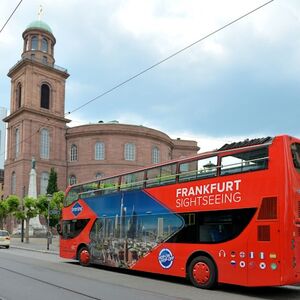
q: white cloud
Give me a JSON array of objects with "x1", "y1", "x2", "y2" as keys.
[{"x1": 1, "y1": 0, "x2": 300, "y2": 144}]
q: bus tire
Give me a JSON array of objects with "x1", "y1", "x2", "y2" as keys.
[
  {"x1": 188, "y1": 256, "x2": 217, "y2": 289},
  {"x1": 78, "y1": 246, "x2": 91, "y2": 267}
]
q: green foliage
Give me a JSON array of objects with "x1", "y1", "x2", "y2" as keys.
[
  {"x1": 0, "y1": 200, "x2": 9, "y2": 229},
  {"x1": 23, "y1": 196, "x2": 39, "y2": 219},
  {"x1": 46, "y1": 167, "x2": 58, "y2": 195},
  {"x1": 37, "y1": 191, "x2": 64, "y2": 228},
  {"x1": 0, "y1": 200, "x2": 9, "y2": 219},
  {"x1": 6, "y1": 195, "x2": 20, "y2": 213}
]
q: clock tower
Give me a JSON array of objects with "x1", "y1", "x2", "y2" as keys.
[{"x1": 3, "y1": 20, "x2": 70, "y2": 198}]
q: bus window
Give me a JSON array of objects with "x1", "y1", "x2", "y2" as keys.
[
  {"x1": 64, "y1": 186, "x2": 81, "y2": 207},
  {"x1": 220, "y1": 147, "x2": 268, "y2": 176},
  {"x1": 145, "y1": 163, "x2": 177, "y2": 188},
  {"x1": 291, "y1": 143, "x2": 300, "y2": 172},
  {"x1": 61, "y1": 219, "x2": 89, "y2": 239},
  {"x1": 179, "y1": 156, "x2": 217, "y2": 182},
  {"x1": 120, "y1": 171, "x2": 145, "y2": 191},
  {"x1": 79, "y1": 182, "x2": 100, "y2": 199},
  {"x1": 99, "y1": 177, "x2": 119, "y2": 194},
  {"x1": 168, "y1": 208, "x2": 256, "y2": 244}
]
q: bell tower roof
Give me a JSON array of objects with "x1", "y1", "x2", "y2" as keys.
[{"x1": 26, "y1": 20, "x2": 52, "y2": 34}]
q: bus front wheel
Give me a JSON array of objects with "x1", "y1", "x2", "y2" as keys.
[
  {"x1": 188, "y1": 256, "x2": 217, "y2": 289},
  {"x1": 78, "y1": 246, "x2": 90, "y2": 267}
]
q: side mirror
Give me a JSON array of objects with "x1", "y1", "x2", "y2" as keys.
[{"x1": 56, "y1": 224, "x2": 62, "y2": 235}]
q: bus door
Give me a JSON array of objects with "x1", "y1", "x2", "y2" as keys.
[
  {"x1": 294, "y1": 198, "x2": 300, "y2": 274},
  {"x1": 290, "y1": 142, "x2": 300, "y2": 274}
]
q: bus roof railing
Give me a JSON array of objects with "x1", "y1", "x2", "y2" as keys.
[
  {"x1": 75, "y1": 156, "x2": 269, "y2": 199},
  {"x1": 67, "y1": 137, "x2": 273, "y2": 192}
]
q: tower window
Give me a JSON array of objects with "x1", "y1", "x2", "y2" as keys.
[
  {"x1": 124, "y1": 143, "x2": 136, "y2": 161},
  {"x1": 31, "y1": 36, "x2": 38, "y2": 50},
  {"x1": 40, "y1": 128, "x2": 50, "y2": 159},
  {"x1": 70, "y1": 144, "x2": 78, "y2": 161},
  {"x1": 40, "y1": 171, "x2": 49, "y2": 195},
  {"x1": 41, "y1": 84, "x2": 50, "y2": 109},
  {"x1": 16, "y1": 83, "x2": 22, "y2": 109},
  {"x1": 42, "y1": 38, "x2": 48, "y2": 52},
  {"x1": 15, "y1": 128, "x2": 20, "y2": 158},
  {"x1": 11, "y1": 172, "x2": 16, "y2": 195}
]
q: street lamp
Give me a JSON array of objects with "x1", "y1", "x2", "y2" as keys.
[{"x1": 46, "y1": 194, "x2": 52, "y2": 250}]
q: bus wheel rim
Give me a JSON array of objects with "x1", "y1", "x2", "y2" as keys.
[
  {"x1": 80, "y1": 249, "x2": 90, "y2": 265},
  {"x1": 193, "y1": 262, "x2": 210, "y2": 285}
]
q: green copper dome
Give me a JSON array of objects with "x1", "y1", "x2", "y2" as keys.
[{"x1": 26, "y1": 20, "x2": 52, "y2": 33}]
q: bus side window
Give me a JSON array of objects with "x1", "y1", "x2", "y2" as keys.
[
  {"x1": 101, "y1": 177, "x2": 119, "y2": 194},
  {"x1": 145, "y1": 163, "x2": 177, "y2": 188},
  {"x1": 179, "y1": 156, "x2": 217, "y2": 183},
  {"x1": 220, "y1": 147, "x2": 268, "y2": 176},
  {"x1": 291, "y1": 143, "x2": 300, "y2": 171},
  {"x1": 120, "y1": 171, "x2": 145, "y2": 191}
]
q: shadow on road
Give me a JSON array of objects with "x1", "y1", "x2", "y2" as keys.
[
  {"x1": 65, "y1": 261, "x2": 300, "y2": 299},
  {"x1": 218, "y1": 284, "x2": 300, "y2": 300}
]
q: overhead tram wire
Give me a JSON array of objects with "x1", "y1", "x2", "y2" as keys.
[
  {"x1": 0, "y1": 0, "x2": 274, "y2": 161},
  {"x1": 0, "y1": 0, "x2": 23, "y2": 34},
  {"x1": 66, "y1": 0, "x2": 274, "y2": 116}
]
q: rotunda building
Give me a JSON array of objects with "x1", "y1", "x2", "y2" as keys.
[{"x1": 66, "y1": 122, "x2": 199, "y2": 185}]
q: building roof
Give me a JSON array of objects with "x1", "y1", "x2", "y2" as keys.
[{"x1": 26, "y1": 20, "x2": 52, "y2": 33}]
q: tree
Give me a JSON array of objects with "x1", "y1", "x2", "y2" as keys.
[
  {"x1": 37, "y1": 191, "x2": 64, "y2": 229},
  {"x1": 0, "y1": 200, "x2": 9, "y2": 230},
  {"x1": 15, "y1": 196, "x2": 39, "y2": 243},
  {"x1": 6, "y1": 195, "x2": 20, "y2": 213},
  {"x1": 5, "y1": 195, "x2": 20, "y2": 233},
  {"x1": 46, "y1": 168, "x2": 58, "y2": 195}
]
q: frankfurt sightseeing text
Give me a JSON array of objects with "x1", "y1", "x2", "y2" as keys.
[{"x1": 175, "y1": 179, "x2": 242, "y2": 208}]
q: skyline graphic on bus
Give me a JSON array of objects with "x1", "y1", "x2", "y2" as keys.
[{"x1": 84, "y1": 190, "x2": 184, "y2": 268}]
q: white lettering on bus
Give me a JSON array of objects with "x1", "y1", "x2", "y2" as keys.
[
  {"x1": 175, "y1": 192, "x2": 242, "y2": 208},
  {"x1": 175, "y1": 180, "x2": 242, "y2": 208},
  {"x1": 176, "y1": 180, "x2": 241, "y2": 197}
]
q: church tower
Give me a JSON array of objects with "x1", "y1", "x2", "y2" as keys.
[{"x1": 3, "y1": 19, "x2": 70, "y2": 198}]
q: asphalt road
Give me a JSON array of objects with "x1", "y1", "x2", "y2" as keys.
[{"x1": 0, "y1": 248, "x2": 300, "y2": 300}]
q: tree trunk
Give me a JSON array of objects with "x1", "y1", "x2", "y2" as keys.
[{"x1": 25, "y1": 218, "x2": 30, "y2": 243}]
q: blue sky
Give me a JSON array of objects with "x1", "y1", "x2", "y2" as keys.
[{"x1": 0, "y1": 0, "x2": 299, "y2": 152}]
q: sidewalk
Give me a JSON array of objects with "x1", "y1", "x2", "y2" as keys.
[{"x1": 11, "y1": 236, "x2": 59, "y2": 255}]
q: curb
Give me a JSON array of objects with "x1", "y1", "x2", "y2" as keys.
[{"x1": 11, "y1": 244, "x2": 59, "y2": 255}]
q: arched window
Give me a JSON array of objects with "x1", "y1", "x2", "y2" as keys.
[
  {"x1": 95, "y1": 172, "x2": 103, "y2": 179},
  {"x1": 15, "y1": 128, "x2": 20, "y2": 158},
  {"x1": 11, "y1": 172, "x2": 16, "y2": 194},
  {"x1": 124, "y1": 143, "x2": 136, "y2": 161},
  {"x1": 31, "y1": 36, "x2": 38, "y2": 50},
  {"x1": 70, "y1": 144, "x2": 78, "y2": 161},
  {"x1": 95, "y1": 142, "x2": 105, "y2": 160},
  {"x1": 16, "y1": 83, "x2": 22, "y2": 109},
  {"x1": 152, "y1": 146, "x2": 160, "y2": 164},
  {"x1": 41, "y1": 84, "x2": 50, "y2": 109},
  {"x1": 69, "y1": 175, "x2": 77, "y2": 185},
  {"x1": 41, "y1": 38, "x2": 48, "y2": 52},
  {"x1": 40, "y1": 128, "x2": 49, "y2": 159},
  {"x1": 40, "y1": 172, "x2": 49, "y2": 195}
]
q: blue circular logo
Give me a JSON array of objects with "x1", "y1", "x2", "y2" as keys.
[{"x1": 158, "y1": 248, "x2": 174, "y2": 269}]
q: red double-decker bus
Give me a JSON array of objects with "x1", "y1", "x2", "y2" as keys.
[{"x1": 58, "y1": 135, "x2": 300, "y2": 289}]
